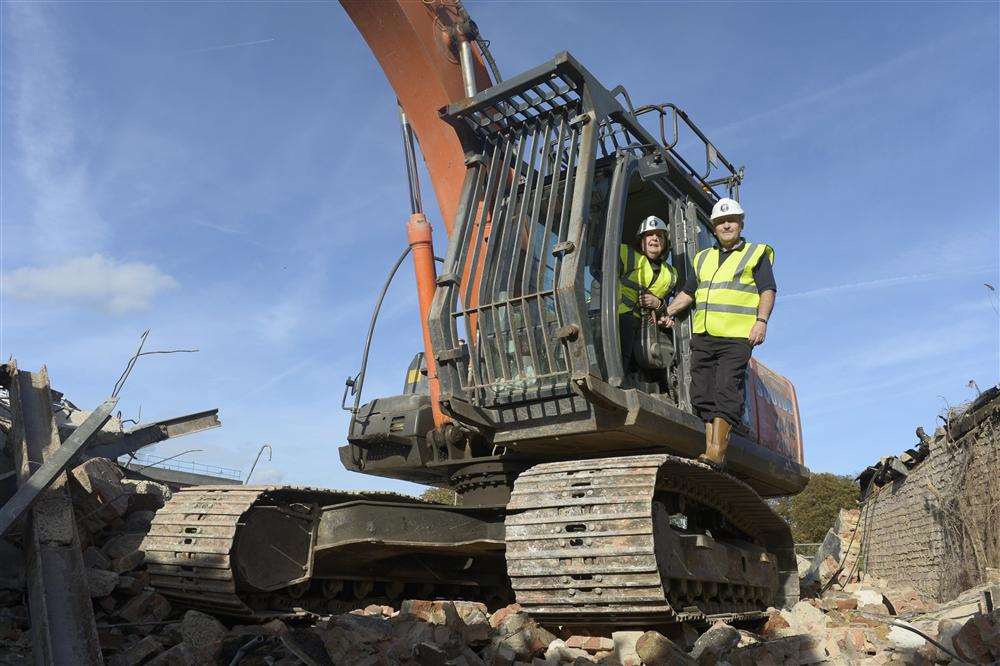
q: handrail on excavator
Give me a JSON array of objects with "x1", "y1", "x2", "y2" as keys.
[{"x1": 635, "y1": 101, "x2": 745, "y2": 200}]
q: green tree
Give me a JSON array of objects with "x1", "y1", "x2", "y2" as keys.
[
  {"x1": 419, "y1": 487, "x2": 457, "y2": 505},
  {"x1": 772, "y1": 473, "x2": 858, "y2": 543}
]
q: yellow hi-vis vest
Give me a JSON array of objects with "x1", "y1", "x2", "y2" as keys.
[
  {"x1": 692, "y1": 241, "x2": 774, "y2": 338},
  {"x1": 618, "y1": 245, "x2": 677, "y2": 317}
]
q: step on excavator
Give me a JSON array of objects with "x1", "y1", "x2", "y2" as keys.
[{"x1": 144, "y1": 0, "x2": 809, "y2": 628}]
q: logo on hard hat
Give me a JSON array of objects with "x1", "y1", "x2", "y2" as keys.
[{"x1": 720, "y1": 203, "x2": 729, "y2": 212}]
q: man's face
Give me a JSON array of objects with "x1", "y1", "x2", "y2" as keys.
[
  {"x1": 713, "y1": 216, "x2": 743, "y2": 246},
  {"x1": 641, "y1": 231, "x2": 666, "y2": 259}
]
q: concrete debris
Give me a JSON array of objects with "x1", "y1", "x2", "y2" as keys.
[
  {"x1": 611, "y1": 631, "x2": 644, "y2": 666},
  {"x1": 121, "y1": 479, "x2": 173, "y2": 511},
  {"x1": 70, "y1": 456, "x2": 131, "y2": 523},
  {"x1": 83, "y1": 545, "x2": 112, "y2": 570},
  {"x1": 118, "y1": 590, "x2": 172, "y2": 625},
  {"x1": 103, "y1": 532, "x2": 146, "y2": 560},
  {"x1": 488, "y1": 605, "x2": 556, "y2": 661},
  {"x1": 86, "y1": 567, "x2": 121, "y2": 598},
  {"x1": 634, "y1": 630, "x2": 694, "y2": 665},
  {"x1": 107, "y1": 635, "x2": 163, "y2": 666},
  {"x1": 802, "y1": 507, "x2": 862, "y2": 594},
  {"x1": 951, "y1": 610, "x2": 1000, "y2": 664},
  {"x1": 689, "y1": 621, "x2": 741, "y2": 664},
  {"x1": 179, "y1": 610, "x2": 228, "y2": 662},
  {"x1": 796, "y1": 553, "x2": 812, "y2": 578},
  {"x1": 544, "y1": 638, "x2": 594, "y2": 664}
]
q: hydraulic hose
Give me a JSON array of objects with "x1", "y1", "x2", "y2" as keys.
[{"x1": 346, "y1": 245, "x2": 413, "y2": 417}]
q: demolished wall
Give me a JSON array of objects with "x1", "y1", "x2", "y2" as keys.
[{"x1": 859, "y1": 389, "x2": 1000, "y2": 602}]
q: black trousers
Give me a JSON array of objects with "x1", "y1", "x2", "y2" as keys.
[
  {"x1": 619, "y1": 314, "x2": 638, "y2": 372},
  {"x1": 689, "y1": 334, "x2": 753, "y2": 426}
]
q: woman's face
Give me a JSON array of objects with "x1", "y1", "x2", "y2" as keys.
[{"x1": 641, "y1": 231, "x2": 666, "y2": 260}]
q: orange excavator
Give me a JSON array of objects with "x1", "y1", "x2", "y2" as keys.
[{"x1": 144, "y1": 1, "x2": 808, "y2": 628}]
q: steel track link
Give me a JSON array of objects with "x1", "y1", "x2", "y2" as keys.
[{"x1": 505, "y1": 454, "x2": 793, "y2": 625}]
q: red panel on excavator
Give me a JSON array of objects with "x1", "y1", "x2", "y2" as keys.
[{"x1": 743, "y1": 359, "x2": 804, "y2": 465}]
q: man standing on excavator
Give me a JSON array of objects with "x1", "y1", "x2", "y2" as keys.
[{"x1": 660, "y1": 198, "x2": 776, "y2": 468}]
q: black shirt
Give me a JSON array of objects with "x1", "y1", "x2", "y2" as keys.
[{"x1": 681, "y1": 239, "x2": 776, "y2": 297}]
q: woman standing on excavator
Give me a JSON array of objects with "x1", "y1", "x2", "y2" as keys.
[{"x1": 618, "y1": 216, "x2": 677, "y2": 387}]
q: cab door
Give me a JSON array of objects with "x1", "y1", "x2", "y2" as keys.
[{"x1": 599, "y1": 152, "x2": 687, "y2": 402}]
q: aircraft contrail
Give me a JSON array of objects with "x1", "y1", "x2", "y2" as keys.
[
  {"x1": 782, "y1": 265, "x2": 997, "y2": 301},
  {"x1": 182, "y1": 38, "x2": 275, "y2": 55}
]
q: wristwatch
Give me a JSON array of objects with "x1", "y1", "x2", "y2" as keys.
[{"x1": 756, "y1": 317, "x2": 768, "y2": 324}]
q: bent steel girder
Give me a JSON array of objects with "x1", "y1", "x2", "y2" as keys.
[{"x1": 340, "y1": 0, "x2": 493, "y2": 234}]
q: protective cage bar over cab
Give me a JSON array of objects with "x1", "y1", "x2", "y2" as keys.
[{"x1": 345, "y1": 52, "x2": 807, "y2": 501}]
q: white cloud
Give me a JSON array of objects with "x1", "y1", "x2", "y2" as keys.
[
  {"x1": 5, "y1": 3, "x2": 106, "y2": 256},
  {"x1": 245, "y1": 466, "x2": 286, "y2": 484},
  {"x1": 2, "y1": 254, "x2": 178, "y2": 314}
]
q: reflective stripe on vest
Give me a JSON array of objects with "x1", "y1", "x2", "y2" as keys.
[
  {"x1": 618, "y1": 245, "x2": 677, "y2": 317},
  {"x1": 692, "y1": 241, "x2": 774, "y2": 338}
]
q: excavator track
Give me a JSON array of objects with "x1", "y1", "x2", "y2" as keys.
[
  {"x1": 142, "y1": 485, "x2": 448, "y2": 618},
  {"x1": 505, "y1": 454, "x2": 796, "y2": 626},
  {"x1": 143, "y1": 486, "x2": 262, "y2": 616}
]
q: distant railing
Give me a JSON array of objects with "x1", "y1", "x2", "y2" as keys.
[{"x1": 120, "y1": 453, "x2": 242, "y2": 481}]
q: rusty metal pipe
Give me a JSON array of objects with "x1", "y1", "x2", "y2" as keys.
[{"x1": 407, "y1": 213, "x2": 447, "y2": 427}]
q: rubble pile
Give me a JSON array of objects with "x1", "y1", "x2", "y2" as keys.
[
  {"x1": 3, "y1": 457, "x2": 999, "y2": 665},
  {"x1": 801, "y1": 509, "x2": 863, "y2": 596},
  {"x1": 0, "y1": 457, "x2": 178, "y2": 665}
]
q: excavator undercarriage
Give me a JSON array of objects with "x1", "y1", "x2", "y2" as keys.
[{"x1": 144, "y1": 456, "x2": 797, "y2": 627}]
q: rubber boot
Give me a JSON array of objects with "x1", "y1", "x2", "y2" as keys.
[
  {"x1": 708, "y1": 417, "x2": 732, "y2": 468},
  {"x1": 697, "y1": 420, "x2": 715, "y2": 466}
]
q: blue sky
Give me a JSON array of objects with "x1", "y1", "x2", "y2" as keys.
[{"x1": 2, "y1": 1, "x2": 997, "y2": 494}]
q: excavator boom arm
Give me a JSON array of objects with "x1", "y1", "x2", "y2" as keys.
[{"x1": 340, "y1": 0, "x2": 494, "y2": 234}]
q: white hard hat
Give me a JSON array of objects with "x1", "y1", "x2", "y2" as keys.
[
  {"x1": 636, "y1": 215, "x2": 668, "y2": 238},
  {"x1": 710, "y1": 197, "x2": 745, "y2": 222}
]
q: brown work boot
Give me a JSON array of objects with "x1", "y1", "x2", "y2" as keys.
[
  {"x1": 698, "y1": 418, "x2": 732, "y2": 468},
  {"x1": 709, "y1": 417, "x2": 732, "y2": 467},
  {"x1": 697, "y1": 420, "x2": 716, "y2": 466}
]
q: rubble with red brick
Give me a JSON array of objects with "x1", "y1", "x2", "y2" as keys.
[{"x1": 2, "y1": 455, "x2": 999, "y2": 665}]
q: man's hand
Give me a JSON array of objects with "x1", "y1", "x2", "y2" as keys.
[
  {"x1": 748, "y1": 321, "x2": 767, "y2": 346},
  {"x1": 658, "y1": 315, "x2": 675, "y2": 328},
  {"x1": 638, "y1": 293, "x2": 662, "y2": 310},
  {"x1": 665, "y1": 291, "x2": 694, "y2": 317}
]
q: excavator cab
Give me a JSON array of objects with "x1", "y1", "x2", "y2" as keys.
[
  {"x1": 428, "y1": 53, "x2": 728, "y2": 426},
  {"x1": 345, "y1": 52, "x2": 806, "y2": 502}
]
